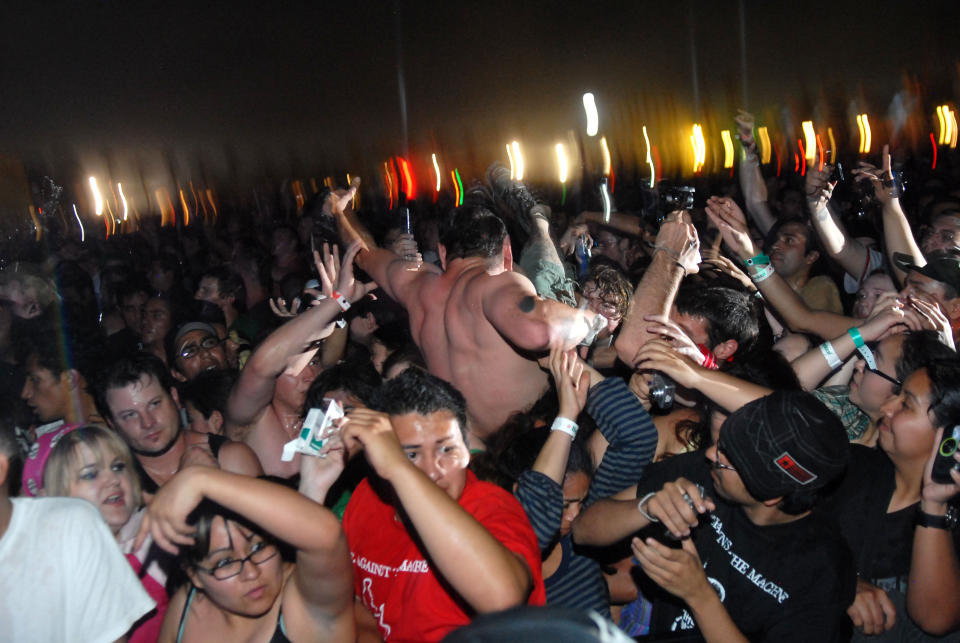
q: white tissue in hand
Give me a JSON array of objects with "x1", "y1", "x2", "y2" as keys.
[{"x1": 280, "y1": 400, "x2": 344, "y2": 461}]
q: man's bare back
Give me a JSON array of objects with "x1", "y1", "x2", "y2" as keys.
[{"x1": 407, "y1": 260, "x2": 551, "y2": 440}]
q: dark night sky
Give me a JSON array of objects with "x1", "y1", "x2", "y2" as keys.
[{"x1": 1, "y1": 1, "x2": 959, "y2": 189}]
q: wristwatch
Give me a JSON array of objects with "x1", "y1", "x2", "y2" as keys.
[{"x1": 916, "y1": 505, "x2": 959, "y2": 531}]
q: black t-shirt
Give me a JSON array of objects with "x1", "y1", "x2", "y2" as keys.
[
  {"x1": 819, "y1": 445, "x2": 960, "y2": 594},
  {"x1": 636, "y1": 451, "x2": 857, "y2": 642}
]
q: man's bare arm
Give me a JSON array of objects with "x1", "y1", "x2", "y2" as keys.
[
  {"x1": 806, "y1": 164, "x2": 871, "y2": 278},
  {"x1": 736, "y1": 109, "x2": 776, "y2": 235},
  {"x1": 615, "y1": 216, "x2": 701, "y2": 365},
  {"x1": 482, "y1": 273, "x2": 601, "y2": 352}
]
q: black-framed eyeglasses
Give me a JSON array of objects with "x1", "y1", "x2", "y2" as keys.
[
  {"x1": 193, "y1": 541, "x2": 279, "y2": 580},
  {"x1": 860, "y1": 341, "x2": 902, "y2": 389},
  {"x1": 179, "y1": 336, "x2": 224, "y2": 360},
  {"x1": 709, "y1": 444, "x2": 737, "y2": 472},
  {"x1": 864, "y1": 364, "x2": 902, "y2": 389}
]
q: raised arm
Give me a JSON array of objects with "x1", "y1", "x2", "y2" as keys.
[
  {"x1": 331, "y1": 179, "x2": 438, "y2": 306},
  {"x1": 736, "y1": 109, "x2": 777, "y2": 235},
  {"x1": 806, "y1": 164, "x2": 871, "y2": 279},
  {"x1": 226, "y1": 242, "x2": 373, "y2": 432},
  {"x1": 615, "y1": 215, "x2": 701, "y2": 364},
  {"x1": 705, "y1": 195, "x2": 856, "y2": 339},
  {"x1": 853, "y1": 146, "x2": 923, "y2": 285},
  {"x1": 907, "y1": 430, "x2": 960, "y2": 635},
  {"x1": 137, "y1": 467, "x2": 355, "y2": 638},
  {"x1": 481, "y1": 272, "x2": 603, "y2": 352},
  {"x1": 342, "y1": 409, "x2": 533, "y2": 612}
]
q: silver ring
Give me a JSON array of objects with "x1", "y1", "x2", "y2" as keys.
[{"x1": 681, "y1": 492, "x2": 692, "y2": 504}]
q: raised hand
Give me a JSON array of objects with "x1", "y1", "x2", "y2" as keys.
[
  {"x1": 852, "y1": 144, "x2": 897, "y2": 204},
  {"x1": 654, "y1": 213, "x2": 701, "y2": 275},
  {"x1": 805, "y1": 163, "x2": 836, "y2": 210},
  {"x1": 642, "y1": 315, "x2": 705, "y2": 365},
  {"x1": 704, "y1": 196, "x2": 756, "y2": 260},
  {"x1": 315, "y1": 240, "x2": 377, "y2": 304},
  {"x1": 735, "y1": 109, "x2": 755, "y2": 147},
  {"x1": 339, "y1": 409, "x2": 409, "y2": 480},
  {"x1": 134, "y1": 468, "x2": 205, "y2": 554},
  {"x1": 636, "y1": 477, "x2": 715, "y2": 539},
  {"x1": 633, "y1": 339, "x2": 703, "y2": 389},
  {"x1": 548, "y1": 347, "x2": 590, "y2": 421}
]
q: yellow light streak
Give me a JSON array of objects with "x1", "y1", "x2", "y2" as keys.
[
  {"x1": 642, "y1": 126, "x2": 654, "y2": 188},
  {"x1": 937, "y1": 106, "x2": 947, "y2": 145},
  {"x1": 600, "y1": 136, "x2": 612, "y2": 176},
  {"x1": 432, "y1": 153, "x2": 441, "y2": 191},
  {"x1": 691, "y1": 124, "x2": 706, "y2": 173},
  {"x1": 801, "y1": 121, "x2": 816, "y2": 162},
  {"x1": 856, "y1": 114, "x2": 872, "y2": 154},
  {"x1": 758, "y1": 126, "x2": 772, "y2": 165},
  {"x1": 721, "y1": 130, "x2": 735, "y2": 168},
  {"x1": 511, "y1": 141, "x2": 524, "y2": 181},
  {"x1": 505, "y1": 143, "x2": 515, "y2": 179},
  {"x1": 179, "y1": 189, "x2": 190, "y2": 226},
  {"x1": 583, "y1": 92, "x2": 599, "y2": 137},
  {"x1": 89, "y1": 177, "x2": 104, "y2": 216},
  {"x1": 947, "y1": 107, "x2": 959, "y2": 149},
  {"x1": 555, "y1": 143, "x2": 568, "y2": 183},
  {"x1": 827, "y1": 127, "x2": 837, "y2": 163}
]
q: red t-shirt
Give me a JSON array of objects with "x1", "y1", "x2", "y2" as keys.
[{"x1": 342, "y1": 469, "x2": 546, "y2": 642}]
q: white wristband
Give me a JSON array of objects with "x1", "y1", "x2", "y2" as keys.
[
  {"x1": 637, "y1": 492, "x2": 659, "y2": 523},
  {"x1": 331, "y1": 290, "x2": 351, "y2": 312},
  {"x1": 550, "y1": 417, "x2": 578, "y2": 438},
  {"x1": 819, "y1": 341, "x2": 842, "y2": 369},
  {"x1": 750, "y1": 264, "x2": 775, "y2": 283}
]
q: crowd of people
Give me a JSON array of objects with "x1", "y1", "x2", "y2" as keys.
[{"x1": 2, "y1": 109, "x2": 960, "y2": 642}]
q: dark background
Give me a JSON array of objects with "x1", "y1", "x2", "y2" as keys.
[{"x1": 1, "y1": 1, "x2": 959, "y2": 202}]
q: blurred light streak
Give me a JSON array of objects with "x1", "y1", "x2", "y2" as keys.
[
  {"x1": 454, "y1": 169, "x2": 464, "y2": 206},
  {"x1": 505, "y1": 143, "x2": 516, "y2": 179},
  {"x1": 721, "y1": 130, "x2": 734, "y2": 168},
  {"x1": 856, "y1": 114, "x2": 871, "y2": 154},
  {"x1": 511, "y1": 142, "x2": 524, "y2": 181},
  {"x1": 156, "y1": 189, "x2": 175, "y2": 227},
  {"x1": 793, "y1": 152, "x2": 800, "y2": 174},
  {"x1": 827, "y1": 128, "x2": 837, "y2": 162},
  {"x1": 179, "y1": 189, "x2": 190, "y2": 226},
  {"x1": 690, "y1": 124, "x2": 706, "y2": 173},
  {"x1": 642, "y1": 126, "x2": 655, "y2": 188},
  {"x1": 599, "y1": 136, "x2": 612, "y2": 178},
  {"x1": 937, "y1": 106, "x2": 947, "y2": 145},
  {"x1": 583, "y1": 93, "x2": 599, "y2": 137},
  {"x1": 949, "y1": 108, "x2": 958, "y2": 148},
  {"x1": 310, "y1": 178, "x2": 319, "y2": 194},
  {"x1": 432, "y1": 154, "x2": 441, "y2": 191},
  {"x1": 816, "y1": 135, "x2": 825, "y2": 171},
  {"x1": 383, "y1": 162, "x2": 394, "y2": 210},
  {"x1": 205, "y1": 190, "x2": 218, "y2": 218},
  {"x1": 89, "y1": 177, "x2": 104, "y2": 216},
  {"x1": 398, "y1": 157, "x2": 416, "y2": 199},
  {"x1": 600, "y1": 179, "x2": 612, "y2": 223},
  {"x1": 118, "y1": 183, "x2": 128, "y2": 221},
  {"x1": 556, "y1": 144, "x2": 568, "y2": 184},
  {"x1": 801, "y1": 121, "x2": 816, "y2": 162},
  {"x1": 930, "y1": 132, "x2": 938, "y2": 169},
  {"x1": 757, "y1": 127, "x2": 771, "y2": 165},
  {"x1": 28, "y1": 206, "x2": 41, "y2": 241},
  {"x1": 72, "y1": 204, "x2": 85, "y2": 242},
  {"x1": 775, "y1": 144, "x2": 782, "y2": 177}
]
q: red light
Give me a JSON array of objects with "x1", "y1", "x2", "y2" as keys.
[
  {"x1": 397, "y1": 156, "x2": 416, "y2": 200},
  {"x1": 796, "y1": 139, "x2": 805, "y2": 176},
  {"x1": 816, "y1": 135, "x2": 825, "y2": 172},
  {"x1": 931, "y1": 132, "x2": 938, "y2": 170}
]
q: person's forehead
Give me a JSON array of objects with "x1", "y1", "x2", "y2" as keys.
[
  {"x1": 905, "y1": 270, "x2": 947, "y2": 295},
  {"x1": 123, "y1": 292, "x2": 147, "y2": 306},
  {"x1": 902, "y1": 368, "x2": 932, "y2": 403},
  {"x1": 932, "y1": 214, "x2": 960, "y2": 230},
  {"x1": 199, "y1": 276, "x2": 220, "y2": 289},
  {"x1": 776, "y1": 223, "x2": 808, "y2": 240},
  {"x1": 392, "y1": 411, "x2": 461, "y2": 443},
  {"x1": 177, "y1": 329, "x2": 215, "y2": 351},
  {"x1": 110, "y1": 373, "x2": 166, "y2": 401},
  {"x1": 146, "y1": 299, "x2": 169, "y2": 311}
]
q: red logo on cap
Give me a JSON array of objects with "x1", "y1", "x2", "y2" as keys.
[{"x1": 774, "y1": 452, "x2": 817, "y2": 485}]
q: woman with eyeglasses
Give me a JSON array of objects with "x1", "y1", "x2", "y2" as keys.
[
  {"x1": 818, "y1": 356, "x2": 960, "y2": 639},
  {"x1": 137, "y1": 462, "x2": 355, "y2": 642}
]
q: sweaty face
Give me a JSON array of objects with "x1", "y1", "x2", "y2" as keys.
[
  {"x1": 392, "y1": 411, "x2": 470, "y2": 501},
  {"x1": 191, "y1": 518, "x2": 284, "y2": 617},
  {"x1": 901, "y1": 271, "x2": 950, "y2": 311},
  {"x1": 877, "y1": 369, "x2": 936, "y2": 464},
  {"x1": 106, "y1": 374, "x2": 182, "y2": 455},
  {"x1": 140, "y1": 298, "x2": 172, "y2": 346},
  {"x1": 275, "y1": 362, "x2": 321, "y2": 413},
  {"x1": 66, "y1": 442, "x2": 135, "y2": 535},
  {"x1": 769, "y1": 223, "x2": 814, "y2": 280},
  {"x1": 560, "y1": 471, "x2": 590, "y2": 537},
  {"x1": 21, "y1": 356, "x2": 68, "y2": 422},
  {"x1": 174, "y1": 330, "x2": 228, "y2": 380},
  {"x1": 849, "y1": 334, "x2": 903, "y2": 420}
]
